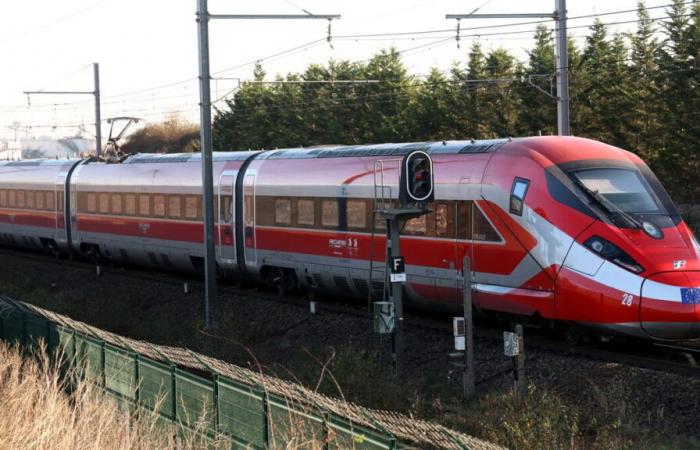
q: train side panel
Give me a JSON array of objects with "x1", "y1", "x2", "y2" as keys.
[{"x1": 0, "y1": 160, "x2": 80, "y2": 253}]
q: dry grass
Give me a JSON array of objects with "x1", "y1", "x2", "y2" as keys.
[
  {"x1": 0, "y1": 339, "x2": 352, "y2": 450},
  {"x1": 0, "y1": 340, "x2": 224, "y2": 450}
]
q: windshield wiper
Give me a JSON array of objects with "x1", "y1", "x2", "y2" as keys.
[{"x1": 572, "y1": 178, "x2": 643, "y2": 229}]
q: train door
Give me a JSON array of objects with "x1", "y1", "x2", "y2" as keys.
[
  {"x1": 242, "y1": 172, "x2": 257, "y2": 270},
  {"x1": 217, "y1": 171, "x2": 236, "y2": 266},
  {"x1": 54, "y1": 169, "x2": 70, "y2": 250},
  {"x1": 454, "y1": 199, "x2": 475, "y2": 283}
]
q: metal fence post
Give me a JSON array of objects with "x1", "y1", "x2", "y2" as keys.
[
  {"x1": 262, "y1": 386, "x2": 270, "y2": 448},
  {"x1": 462, "y1": 257, "x2": 475, "y2": 399},
  {"x1": 513, "y1": 324, "x2": 526, "y2": 402}
]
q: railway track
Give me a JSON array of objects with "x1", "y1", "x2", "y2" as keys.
[{"x1": 1, "y1": 246, "x2": 700, "y2": 379}]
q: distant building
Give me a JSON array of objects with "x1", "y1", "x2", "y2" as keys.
[
  {"x1": 0, "y1": 139, "x2": 21, "y2": 160},
  {"x1": 17, "y1": 137, "x2": 95, "y2": 160}
]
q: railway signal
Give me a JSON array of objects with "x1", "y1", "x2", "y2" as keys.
[
  {"x1": 400, "y1": 150, "x2": 434, "y2": 205},
  {"x1": 375, "y1": 150, "x2": 434, "y2": 376}
]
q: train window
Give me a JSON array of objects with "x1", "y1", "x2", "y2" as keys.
[
  {"x1": 17, "y1": 191, "x2": 25, "y2": 208},
  {"x1": 435, "y1": 203, "x2": 450, "y2": 237},
  {"x1": 169, "y1": 196, "x2": 182, "y2": 219},
  {"x1": 403, "y1": 215, "x2": 427, "y2": 235},
  {"x1": 347, "y1": 200, "x2": 367, "y2": 229},
  {"x1": 510, "y1": 178, "x2": 530, "y2": 216},
  {"x1": 153, "y1": 195, "x2": 166, "y2": 217},
  {"x1": 221, "y1": 197, "x2": 232, "y2": 223},
  {"x1": 456, "y1": 201, "x2": 472, "y2": 240},
  {"x1": 8, "y1": 190, "x2": 16, "y2": 207},
  {"x1": 297, "y1": 199, "x2": 315, "y2": 226},
  {"x1": 99, "y1": 193, "x2": 110, "y2": 214},
  {"x1": 473, "y1": 204, "x2": 501, "y2": 242},
  {"x1": 374, "y1": 211, "x2": 386, "y2": 231},
  {"x1": 138, "y1": 194, "x2": 151, "y2": 216},
  {"x1": 0, "y1": 190, "x2": 6, "y2": 207},
  {"x1": 86, "y1": 193, "x2": 97, "y2": 213},
  {"x1": 124, "y1": 194, "x2": 136, "y2": 215},
  {"x1": 274, "y1": 198, "x2": 292, "y2": 225},
  {"x1": 321, "y1": 200, "x2": 339, "y2": 228},
  {"x1": 185, "y1": 196, "x2": 198, "y2": 220},
  {"x1": 112, "y1": 194, "x2": 123, "y2": 215},
  {"x1": 244, "y1": 185, "x2": 254, "y2": 227},
  {"x1": 35, "y1": 191, "x2": 45, "y2": 210},
  {"x1": 46, "y1": 192, "x2": 55, "y2": 210},
  {"x1": 26, "y1": 191, "x2": 35, "y2": 209}
]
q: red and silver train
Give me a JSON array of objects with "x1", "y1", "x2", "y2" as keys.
[{"x1": 1, "y1": 136, "x2": 699, "y2": 340}]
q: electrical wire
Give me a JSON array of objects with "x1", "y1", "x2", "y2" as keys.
[
  {"x1": 2, "y1": 2, "x2": 697, "y2": 131},
  {"x1": 0, "y1": 0, "x2": 112, "y2": 44}
]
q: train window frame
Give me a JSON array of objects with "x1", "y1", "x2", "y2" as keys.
[
  {"x1": 153, "y1": 194, "x2": 166, "y2": 217},
  {"x1": 221, "y1": 197, "x2": 232, "y2": 223},
  {"x1": 35, "y1": 191, "x2": 45, "y2": 210},
  {"x1": 17, "y1": 190, "x2": 25, "y2": 208},
  {"x1": 169, "y1": 195, "x2": 182, "y2": 219},
  {"x1": 321, "y1": 199, "x2": 339, "y2": 229},
  {"x1": 86, "y1": 193, "x2": 97, "y2": 213},
  {"x1": 510, "y1": 178, "x2": 530, "y2": 216},
  {"x1": 435, "y1": 202, "x2": 450, "y2": 237},
  {"x1": 297, "y1": 198, "x2": 315, "y2": 227},
  {"x1": 473, "y1": 202, "x2": 503, "y2": 242},
  {"x1": 347, "y1": 199, "x2": 367, "y2": 230},
  {"x1": 98, "y1": 193, "x2": 110, "y2": 214},
  {"x1": 0, "y1": 190, "x2": 6, "y2": 207},
  {"x1": 274, "y1": 198, "x2": 292, "y2": 226},
  {"x1": 26, "y1": 191, "x2": 35, "y2": 209},
  {"x1": 185, "y1": 196, "x2": 198, "y2": 220},
  {"x1": 403, "y1": 215, "x2": 427, "y2": 236},
  {"x1": 112, "y1": 194, "x2": 123, "y2": 215},
  {"x1": 138, "y1": 194, "x2": 151, "y2": 217},
  {"x1": 8, "y1": 190, "x2": 16, "y2": 208},
  {"x1": 124, "y1": 194, "x2": 136, "y2": 216},
  {"x1": 46, "y1": 192, "x2": 55, "y2": 211}
]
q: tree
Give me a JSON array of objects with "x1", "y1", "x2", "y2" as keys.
[
  {"x1": 516, "y1": 25, "x2": 557, "y2": 136},
  {"x1": 122, "y1": 115, "x2": 199, "y2": 154}
]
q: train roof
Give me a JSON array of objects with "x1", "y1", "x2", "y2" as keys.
[
  {"x1": 122, "y1": 139, "x2": 509, "y2": 164},
  {"x1": 0, "y1": 158, "x2": 80, "y2": 167}
]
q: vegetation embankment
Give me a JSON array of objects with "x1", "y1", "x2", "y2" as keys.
[
  {"x1": 0, "y1": 340, "x2": 226, "y2": 450},
  {"x1": 1, "y1": 254, "x2": 700, "y2": 450}
]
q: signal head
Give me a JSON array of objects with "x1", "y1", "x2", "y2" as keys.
[{"x1": 400, "y1": 150, "x2": 434, "y2": 205}]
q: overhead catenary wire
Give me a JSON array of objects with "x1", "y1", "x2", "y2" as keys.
[
  {"x1": 2, "y1": 1, "x2": 696, "y2": 131},
  {"x1": 7, "y1": 0, "x2": 689, "y2": 113},
  {"x1": 8, "y1": 58, "x2": 700, "y2": 132}
]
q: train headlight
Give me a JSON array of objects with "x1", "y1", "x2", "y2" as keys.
[
  {"x1": 584, "y1": 236, "x2": 645, "y2": 274},
  {"x1": 642, "y1": 221, "x2": 663, "y2": 240}
]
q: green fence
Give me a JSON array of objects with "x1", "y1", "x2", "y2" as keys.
[{"x1": 0, "y1": 302, "x2": 396, "y2": 450}]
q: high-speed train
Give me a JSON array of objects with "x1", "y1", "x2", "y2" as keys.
[{"x1": 0, "y1": 136, "x2": 698, "y2": 340}]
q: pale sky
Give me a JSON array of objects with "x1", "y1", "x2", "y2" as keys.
[{"x1": 0, "y1": 0, "x2": 679, "y2": 142}]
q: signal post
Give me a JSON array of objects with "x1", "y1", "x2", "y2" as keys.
[{"x1": 375, "y1": 151, "x2": 434, "y2": 376}]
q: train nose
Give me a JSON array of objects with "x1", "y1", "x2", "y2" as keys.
[{"x1": 640, "y1": 271, "x2": 700, "y2": 340}]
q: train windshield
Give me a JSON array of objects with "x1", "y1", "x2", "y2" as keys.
[{"x1": 572, "y1": 168, "x2": 666, "y2": 215}]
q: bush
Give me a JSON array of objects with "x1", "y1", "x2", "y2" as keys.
[{"x1": 122, "y1": 115, "x2": 200, "y2": 154}]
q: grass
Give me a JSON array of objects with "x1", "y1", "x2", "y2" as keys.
[
  {"x1": 0, "y1": 339, "x2": 337, "y2": 450},
  {"x1": 0, "y1": 340, "x2": 225, "y2": 450}
]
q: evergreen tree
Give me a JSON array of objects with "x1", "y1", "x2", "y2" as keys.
[
  {"x1": 210, "y1": 11, "x2": 699, "y2": 201},
  {"x1": 628, "y1": 1, "x2": 662, "y2": 160},
  {"x1": 516, "y1": 25, "x2": 556, "y2": 136},
  {"x1": 482, "y1": 48, "x2": 519, "y2": 137}
]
